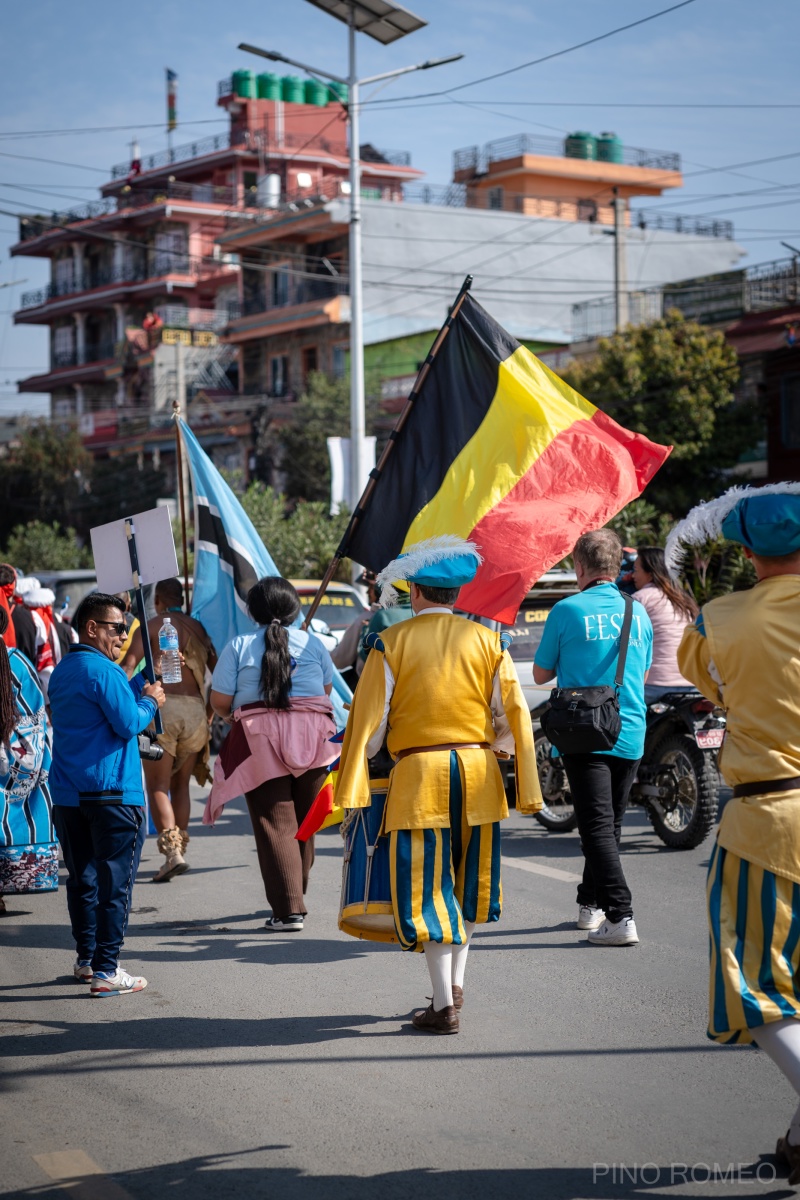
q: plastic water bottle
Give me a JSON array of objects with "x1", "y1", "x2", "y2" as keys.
[{"x1": 158, "y1": 617, "x2": 182, "y2": 684}]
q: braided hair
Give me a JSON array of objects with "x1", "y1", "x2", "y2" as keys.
[
  {"x1": 246, "y1": 577, "x2": 301, "y2": 710},
  {"x1": 0, "y1": 608, "x2": 18, "y2": 745}
]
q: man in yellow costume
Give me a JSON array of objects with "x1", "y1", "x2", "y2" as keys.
[
  {"x1": 336, "y1": 536, "x2": 542, "y2": 1035},
  {"x1": 671, "y1": 483, "x2": 800, "y2": 1180}
]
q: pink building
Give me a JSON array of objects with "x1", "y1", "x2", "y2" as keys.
[{"x1": 10, "y1": 70, "x2": 420, "y2": 466}]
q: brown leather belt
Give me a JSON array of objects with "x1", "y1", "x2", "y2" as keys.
[
  {"x1": 395, "y1": 742, "x2": 490, "y2": 760},
  {"x1": 732, "y1": 776, "x2": 800, "y2": 799}
]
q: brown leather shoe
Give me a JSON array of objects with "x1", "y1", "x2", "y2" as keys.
[
  {"x1": 452, "y1": 985, "x2": 464, "y2": 1010},
  {"x1": 776, "y1": 1132, "x2": 800, "y2": 1184},
  {"x1": 412, "y1": 1003, "x2": 459, "y2": 1034}
]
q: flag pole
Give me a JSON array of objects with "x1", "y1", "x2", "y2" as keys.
[
  {"x1": 303, "y1": 274, "x2": 473, "y2": 630},
  {"x1": 172, "y1": 402, "x2": 192, "y2": 611}
]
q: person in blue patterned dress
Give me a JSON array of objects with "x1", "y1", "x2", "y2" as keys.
[{"x1": 0, "y1": 606, "x2": 56, "y2": 913}]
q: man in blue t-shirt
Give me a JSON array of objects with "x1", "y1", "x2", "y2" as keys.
[{"x1": 534, "y1": 530, "x2": 652, "y2": 946}]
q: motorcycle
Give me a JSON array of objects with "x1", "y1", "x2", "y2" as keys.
[{"x1": 530, "y1": 691, "x2": 726, "y2": 850}]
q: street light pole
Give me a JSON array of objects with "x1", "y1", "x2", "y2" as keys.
[{"x1": 347, "y1": 10, "x2": 366, "y2": 519}]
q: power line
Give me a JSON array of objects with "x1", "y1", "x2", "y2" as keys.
[
  {"x1": 0, "y1": 150, "x2": 108, "y2": 174},
  {"x1": 359, "y1": 1, "x2": 698, "y2": 104}
]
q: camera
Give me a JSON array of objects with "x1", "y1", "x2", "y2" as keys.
[{"x1": 138, "y1": 733, "x2": 164, "y2": 761}]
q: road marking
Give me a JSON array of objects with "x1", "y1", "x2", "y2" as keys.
[
  {"x1": 33, "y1": 1151, "x2": 133, "y2": 1200},
  {"x1": 501, "y1": 855, "x2": 582, "y2": 883}
]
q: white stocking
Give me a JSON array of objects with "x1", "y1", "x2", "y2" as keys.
[
  {"x1": 423, "y1": 940, "x2": 453, "y2": 1010},
  {"x1": 451, "y1": 921, "x2": 476, "y2": 989},
  {"x1": 752, "y1": 1018, "x2": 800, "y2": 1144}
]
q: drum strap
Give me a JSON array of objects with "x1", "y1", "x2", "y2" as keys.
[{"x1": 395, "y1": 742, "x2": 490, "y2": 760}]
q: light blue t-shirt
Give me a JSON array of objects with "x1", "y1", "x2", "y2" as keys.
[
  {"x1": 535, "y1": 582, "x2": 653, "y2": 760},
  {"x1": 212, "y1": 627, "x2": 333, "y2": 710}
]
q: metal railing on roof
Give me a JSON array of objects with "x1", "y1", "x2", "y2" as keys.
[
  {"x1": 571, "y1": 256, "x2": 800, "y2": 340},
  {"x1": 110, "y1": 129, "x2": 251, "y2": 178},
  {"x1": 454, "y1": 132, "x2": 681, "y2": 175}
]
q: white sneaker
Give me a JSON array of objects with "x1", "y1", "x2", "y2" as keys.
[
  {"x1": 577, "y1": 905, "x2": 605, "y2": 931},
  {"x1": 587, "y1": 916, "x2": 639, "y2": 946},
  {"x1": 73, "y1": 959, "x2": 94, "y2": 983},
  {"x1": 90, "y1": 968, "x2": 148, "y2": 997}
]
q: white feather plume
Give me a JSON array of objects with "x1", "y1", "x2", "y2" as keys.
[
  {"x1": 376, "y1": 534, "x2": 483, "y2": 608},
  {"x1": 665, "y1": 481, "x2": 800, "y2": 573}
]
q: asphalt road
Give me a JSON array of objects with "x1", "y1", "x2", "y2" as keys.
[{"x1": 1, "y1": 785, "x2": 794, "y2": 1200}]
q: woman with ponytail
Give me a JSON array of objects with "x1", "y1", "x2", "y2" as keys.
[
  {"x1": 0, "y1": 606, "x2": 56, "y2": 914},
  {"x1": 633, "y1": 545, "x2": 699, "y2": 704},
  {"x1": 207, "y1": 577, "x2": 338, "y2": 930}
]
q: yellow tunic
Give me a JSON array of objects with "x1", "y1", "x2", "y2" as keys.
[
  {"x1": 677, "y1": 574, "x2": 800, "y2": 883},
  {"x1": 336, "y1": 612, "x2": 542, "y2": 833}
]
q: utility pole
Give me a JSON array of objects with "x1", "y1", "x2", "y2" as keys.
[
  {"x1": 613, "y1": 188, "x2": 629, "y2": 331},
  {"x1": 618, "y1": 190, "x2": 628, "y2": 333}
]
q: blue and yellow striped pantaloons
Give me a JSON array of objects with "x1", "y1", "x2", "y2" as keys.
[
  {"x1": 707, "y1": 841, "x2": 800, "y2": 1044},
  {"x1": 389, "y1": 751, "x2": 502, "y2": 952}
]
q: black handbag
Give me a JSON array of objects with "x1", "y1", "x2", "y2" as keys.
[{"x1": 540, "y1": 592, "x2": 634, "y2": 755}]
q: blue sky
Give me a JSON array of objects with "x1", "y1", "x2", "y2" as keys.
[{"x1": 1, "y1": 0, "x2": 797, "y2": 414}]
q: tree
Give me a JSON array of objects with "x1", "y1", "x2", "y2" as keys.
[
  {"x1": 261, "y1": 371, "x2": 379, "y2": 503},
  {"x1": 604, "y1": 499, "x2": 674, "y2": 549},
  {"x1": 562, "y1": 311, "x2": 759, "y2": 517},
  {"x1": 242, "y1": 482, "x2": 351, "y2": 580},
  {"x1": 0, "y1": 423, "x2": 91, "y2": 541},
  {"x1": 3, "y1": 521, "x2": 92, "y2": 573}
]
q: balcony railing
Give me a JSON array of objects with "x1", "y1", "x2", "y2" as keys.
[
  {"x1": 19, "y1": 251, "x2": 237, "y2": 310},
  {"x1": 50, "y1": 339, "x2": 117, "y2": 370},
  {"x1": 571, "y1": 256, "x2": 800, "y2": 340},
  {"x1": 454, "y1": 133, "x2": 681, "y2": 175},
  {"x1": 110, "y1": 130, "x2": 251, "y2": 179},
  {"x1": 17, "y1": 182, "x2": 241, "y2": 244},
  {"x1": 239, "y1": 276, "x2": 346, "y2": 319},
  {"x1": 154, "y1": 304, "x2": 237, "y2": 330}
]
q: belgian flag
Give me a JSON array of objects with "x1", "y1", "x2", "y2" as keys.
[{"x1": 348, "y1": 294, "x2": 670, "y2": 624}]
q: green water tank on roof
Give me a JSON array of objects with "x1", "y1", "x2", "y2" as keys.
[
  {"x1": 564, "y1": 132, "x2": 597, "y2": 160},
  {"x1": 234, "y1": 69, "x2": 256, "y2": 99},
  {"x1": 304, "y1": 79, "x2": 329, "y2": 106},
  {"x1": 257, "y1": 72, "x2": 282, "y2": 100},
  {"x1": 597, "y1": 132, "x2": 624, "y2": 164},
  {"x1": 282, "y1": 75, "x2": 305, "y2": 103},
  {"x1": 327, "y1": 81, "x2": 348, "y2": 106}
]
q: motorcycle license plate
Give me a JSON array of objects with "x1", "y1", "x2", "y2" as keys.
[{"x1": 695, "y1": 728, "x2": 724, "y2": 749}]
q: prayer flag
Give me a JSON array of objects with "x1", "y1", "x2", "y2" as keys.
[
  {"x1": 166, "y1": 68, "x2": 178, "y2": 133},
  {"x1": 347, "y1": 293, "x2": 670, "y2": 624}
]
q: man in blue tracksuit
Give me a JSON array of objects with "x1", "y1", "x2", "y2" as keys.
[{"x1": 49, "y1": 592, "x2": 165, "y2": 997}]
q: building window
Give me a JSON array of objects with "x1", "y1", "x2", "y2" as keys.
[
  {"x1": 488, "y1": 187, "x2": 504, "y2": 210},
  {"x1": 271, "y1": 267, "x2": 290, "y2": 307},
  {"x1": 577, "y1": 199, "x2": 598, "y2": 222},
  {"x1": 53, "y1": 325, "x2": 75, "y2": 366},
  {"x1": 332, "y1": 344, "x2": 347, "y2": 378},
  {"x1": 781, "y1": 375, "x2": 800, "y2": 448},
  {"x1": 301, "y1": 346, "x2": 318, "y2": 383},
  {"x1": 154, "y1": 229, "x2": 189, "y2": 275},
  {"x1": 271, "y1": 355, "x2": 289, "y2": 397}
]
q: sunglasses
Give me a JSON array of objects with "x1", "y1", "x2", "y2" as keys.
[{"x1": 95, "y1": 620, "x2": 127, "y2": 636}]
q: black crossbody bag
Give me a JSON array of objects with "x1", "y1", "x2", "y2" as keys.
[{"x1": 540, "y1": 592, "x2": 634, "y2": 755}]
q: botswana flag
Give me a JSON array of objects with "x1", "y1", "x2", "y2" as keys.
[
  {"x1": 179, "y1": 420, "x2": 353, "y2": 728},
  {"x1": 179, "y1": 420, "x2": 279, "y2": 652},
  {"x1": 347, "y1": 294, "x2": 670, "y2": 624}
]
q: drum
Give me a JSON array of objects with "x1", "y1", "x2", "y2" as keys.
[{"x1": 339, "y1": 779, "x2": 398, "y2": 944}]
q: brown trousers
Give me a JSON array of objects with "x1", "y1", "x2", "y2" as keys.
[{"x1": 245, "y1": 768, "x2": 329, "y2": 919}]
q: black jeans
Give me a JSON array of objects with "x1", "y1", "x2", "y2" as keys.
[
  {"x1": 53, "y1": 803, "x2": 145, "y2": 974},
  {"x1": 560, "y1": 753, "x2": 640, "y2": 924}
]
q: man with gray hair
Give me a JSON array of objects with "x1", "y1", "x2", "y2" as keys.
[{"x1": 534, "y1": 529, "x2": 653, "y2": 945}]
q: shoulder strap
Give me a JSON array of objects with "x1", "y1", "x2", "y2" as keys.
[{"x1": 614, "y1": 593, "x2": 635, "y2": 690}]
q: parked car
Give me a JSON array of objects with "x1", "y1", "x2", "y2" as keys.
[
  {"x1": 35, "y1": 570, "x2": 98, "y2": 620},
  {"x1": 504, "y1": 570, "x2": 579, "y2": 712},
  {"x1": 290, "y1": 579, "x2": 367, "y2": 648}
]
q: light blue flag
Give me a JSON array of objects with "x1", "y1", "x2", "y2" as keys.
[{"x1": 179, "y1": 420, "x2": 352, "y2": 725}]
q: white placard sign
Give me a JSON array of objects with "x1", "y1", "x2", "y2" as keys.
[{"x1": 91, "y1": 506, "x2": 180, "y2": 594}]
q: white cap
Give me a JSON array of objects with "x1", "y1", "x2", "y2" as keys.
[
  {"x1": 15, "y1": 576, "x2": 40, "y2": 597},
  {"x1": 26, "y1": 587, "x2": 55, "y2": 608}
]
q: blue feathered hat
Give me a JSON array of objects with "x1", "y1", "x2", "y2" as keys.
[
  {"x1": 376, "y1": 535, "x2": 483, "y2": 608},
  {"x1": 666, "y1": 482, "x2": 800, "y2": 571}
]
